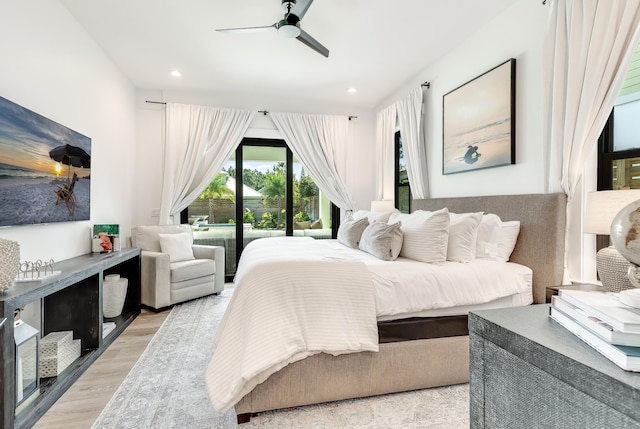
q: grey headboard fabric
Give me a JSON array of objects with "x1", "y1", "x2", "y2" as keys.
[{"x1": 413, "y1": 193, "x2": 567, "y2": 304}]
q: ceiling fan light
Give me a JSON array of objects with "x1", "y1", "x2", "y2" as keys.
[{"x1": 278, "y1": 23, "x2": 301, "y2": 38}]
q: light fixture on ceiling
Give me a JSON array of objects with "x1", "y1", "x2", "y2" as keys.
[
  {"x1": 170, "y1": 70, "x2": 183, "y2": 77},
  {"x1": 347, "y1": 87, "x2": 357, "y2": 93}
]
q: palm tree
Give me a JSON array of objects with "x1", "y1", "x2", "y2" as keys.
[
  {"x1": 260, "y1": 163, "x2": 286, "y2": 227},
  {"x1": 199, "y1": 172, "x2": 234, "y2": 223}
]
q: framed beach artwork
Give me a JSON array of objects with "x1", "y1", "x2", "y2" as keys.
[
  {"x1": 442, "y1": 58, "x2": 516, "y2": 174},
  {"x1": 0, "y1": 96, "x2": 91, "y2": 226}
]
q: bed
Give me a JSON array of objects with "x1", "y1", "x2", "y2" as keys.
[{"x1": 205, "y1": 193, "x2": 567, "y2": 423}]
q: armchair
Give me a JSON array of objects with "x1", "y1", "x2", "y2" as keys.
[{"x1": 131, "y1": 224, "x2": 224, "y2": 310}]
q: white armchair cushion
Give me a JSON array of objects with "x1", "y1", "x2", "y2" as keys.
[
  {"x1": 170, "y1": 259, "x2": 216, "y2": 283},
  {"x1": 159, "y1": 232, "x2": 195, "y2": 262}
]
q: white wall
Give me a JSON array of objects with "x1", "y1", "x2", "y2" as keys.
[
  {"x1": 132, "y1": 89, "x2": 376, "y2": 226},
  {"x1": 0, "y1": 1, "x2": 137, "y2": 262},
  {"x1": 377, "y1": 0, "x2": 547, "y2": 198}
]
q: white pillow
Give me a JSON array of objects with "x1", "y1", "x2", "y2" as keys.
[
  {"x1": 337, "y1": 217, "x2": 369, "y2": 249},
  {"x1": 359, "y1": 221, "x2": 403, "y2": 261},
  {"x1": 448, "y1": 212, "x2": 483, "y2": 263},
  {"x1": 388, "y1": 208, "x2": 449, "y2": 264},
  {"x1": 475, "y1": 213, "x2": 521, "y2": 262},
  {"x1": 352, "y1": 209, "x2": 396, "y2": 224},
  {"x1": 497, "y1": 221, "x2": 520, "y2": 261},
  {"x1": 158, "y1": 232, "x2": 195, "y2": 263}
]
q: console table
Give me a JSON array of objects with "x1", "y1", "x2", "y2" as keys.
[
  {"x1": 0, "y1": 249, "x2": 141, "y2": 429},
  {"x1": 469, "y1": 305, "x2": 640, "y2": 429}
]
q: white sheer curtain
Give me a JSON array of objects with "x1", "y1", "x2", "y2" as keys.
[
  {"x1": 375, "y1": 104, "x2": 397, "y2": 200},
  {"x1": 396, "y1": 87, "x2": 429, "y2": 199},
  {"x1": 159, "y1": 103, "x2": 255, "y2": 224},
  {"x1": 269, "y1": 112, "x2": 356, "y2": 210},
  {"x1": 544, "y1": 0, "x2": 640, "y2": 283},
  {"x1": 545, "y1": 0, "x2": 640, "y2": 197}
]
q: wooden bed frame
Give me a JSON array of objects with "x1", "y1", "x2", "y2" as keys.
[{"x1": 235, "y1": 193, "x2": 567, "y2": 423}]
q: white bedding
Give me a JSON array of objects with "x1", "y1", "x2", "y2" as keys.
[
  {"x1": 205, "y1": 237, "x2": 379, "y2": 412},
  {"x1": 307, "y1": 239, "x2": 533, "y2": 319},
  {"x1": 205, "y1": 236, "x2": 532, "y2": 411}
]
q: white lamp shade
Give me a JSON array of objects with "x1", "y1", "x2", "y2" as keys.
[
  {"x1": 584, "y1": 190, "x2": 640, "y2": 234},
  {"x1": 370, "y1": 200, "x2": 394, "y2": 212}
]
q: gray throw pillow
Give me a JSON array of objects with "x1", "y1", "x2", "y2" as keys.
[
  {"x1": 359, "y1": 221, "x2": 403, "y2": 261},
  {"x1": 337, "y1": 217, "x2": 369, "y2": 249}
]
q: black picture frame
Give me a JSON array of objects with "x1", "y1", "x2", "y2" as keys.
[{"x1": 442, "y1": 58, "x2": 516, "y2": 174}]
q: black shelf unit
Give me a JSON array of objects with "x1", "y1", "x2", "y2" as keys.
[{"x1": 0, "y1": 248, "x2": 141, "y2": 429}]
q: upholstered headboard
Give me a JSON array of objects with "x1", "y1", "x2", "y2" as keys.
[{"x1": 413, "y1": 193, "x2": 567, "y2": 304}]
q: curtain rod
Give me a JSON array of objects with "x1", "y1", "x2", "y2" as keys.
[
  {"x1": 144, "y1": 102, "x2": 357, "y2": 120},
  {"x1": 258, "y1": 109, "x2": 357, "y2": 121},
  {"x1": 421, "y1": 81, "x2": 430, "y2": 88}
]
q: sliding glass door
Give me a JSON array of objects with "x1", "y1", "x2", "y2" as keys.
[{"x1": 237, "y1": 141, "x2": 292, "y2": 261}]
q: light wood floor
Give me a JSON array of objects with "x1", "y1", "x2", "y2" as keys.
[{"x1": 33, "y1": 308, "x2": 170, "y2": 429}]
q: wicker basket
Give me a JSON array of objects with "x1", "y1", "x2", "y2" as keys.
[
  {"x1": 103, "y1": 274, "x2": 128, "y2": 318},
  {"x1": 597, "y1": 246, "x2": 634, "y2": 292}
]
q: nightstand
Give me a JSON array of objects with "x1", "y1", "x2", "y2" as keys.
[
  {"x1": 545, "y1": 283, "x2": 605, "y2": 303},
  {"x1": 469, "y1": 305, "x2": 640, "y2": 428}
]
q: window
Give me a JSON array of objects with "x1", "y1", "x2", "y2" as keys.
[
  {"x1": 394, "y1": 131, "x2": 412, "y2": 213},
  {"x1": 598, "y1": 41, "x2": 640, "y2": 191}
]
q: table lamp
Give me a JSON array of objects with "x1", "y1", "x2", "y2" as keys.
[
  {"x1": 370, "y1": 200, "x2": 395, "y2": 212},
  {"x1": 584, "y1": 189, "x2": 640, "y2": 292}
]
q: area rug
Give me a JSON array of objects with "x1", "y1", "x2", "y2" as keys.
[{"x1": 92, "y1": 289, "x2": 470, "y2": 429}]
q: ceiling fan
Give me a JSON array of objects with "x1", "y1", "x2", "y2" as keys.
[{"x1": 216, "y1": 0, "x2": 329, "y2": 57}]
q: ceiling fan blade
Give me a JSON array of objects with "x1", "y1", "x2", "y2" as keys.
[
  {"x1": 290, "y1": 0, "x2": 313, "y2": 20},
  {"x1": 296, "y1": 28, "x2": 329, "y2": 57},
  {"x1": 216, "y1": 24, "x2": 276, "y2": 34}
]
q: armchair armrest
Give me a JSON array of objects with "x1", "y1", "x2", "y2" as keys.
[
  {"x1": 140, "y1": 250, "x2": 171, "y2": 309},
  {"x1": 192, "y1": 244, "x2": 225, "y2": 293}
]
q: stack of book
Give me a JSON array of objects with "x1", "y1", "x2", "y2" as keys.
[{"x1": 549, "y1": 289, "x2": 640, "y2": 372}]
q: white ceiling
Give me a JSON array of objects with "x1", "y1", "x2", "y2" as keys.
[{"x1": 60, "y1": 0, "x2": 515, "y2": 109}]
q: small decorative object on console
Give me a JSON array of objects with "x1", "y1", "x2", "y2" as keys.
[
  {"x1": 92, "y1": 224, "x2": 120, "y2": 253},
  {"x1": 14, "y1": 312, "x2": 39, "y2": 406},
  {"x1": 15, "y1": 259, "x2": 60, "y2": 283},
  {"x1": 103, "y1": 273, "x2": 128, "y2": 318},
  {"x1": 39, "y1": 331, "x2": 81, "y2": 377},
  {"x1": 0, "y1": 238, "x2": 20, "y2": 293}
]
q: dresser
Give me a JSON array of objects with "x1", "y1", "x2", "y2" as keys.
[{"x1": 469, "y1": 304, "x2": 640, "y2": 429}]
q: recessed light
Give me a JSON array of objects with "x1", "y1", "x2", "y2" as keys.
[
  {"x1": 170, "y1": 70, "x2": 183, "y2": 77},
  {"x1": 347, "y1": 87, "x2": 357, "y2": 93}
]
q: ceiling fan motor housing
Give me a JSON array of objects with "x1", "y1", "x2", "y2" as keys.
[{"x1": 277, "y1": 19, "x2": 301, "y2": 38}]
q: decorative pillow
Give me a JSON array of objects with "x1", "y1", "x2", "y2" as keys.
[
  {"x1": 337, "y1": 217, "x2": 369, "y2": 249},
  {"x1": 497, "y1": 220, "x2": 520, "y2": 261},
  {"x1": 476, "y1": 213, "x2": 521, "y2": 262},
  {"x1": 388, "y1": 208, "x2": 449, "y2": 264},
  {"x1": 359, "y1": 221, "x2": 403, "y2": 261},
  {"x1": 447, "y1": 212, "x2": 483, "y2": 263},
  {"x1": 294, "y1": 220, "x2": 312, "y2": 230},
  {"x1": 352, "y1": 209, "x2": 396, "y2": 224},
  {"x1": 310, "y1": 219, "x2": 323, "y2": 229},
  {"x1": 158, "y1": 232, "x2": 195, "y2": 263}
]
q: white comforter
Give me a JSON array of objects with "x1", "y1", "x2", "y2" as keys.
[{"x1": 205, "y1": 237, "x2": 378, "y2": 412}]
